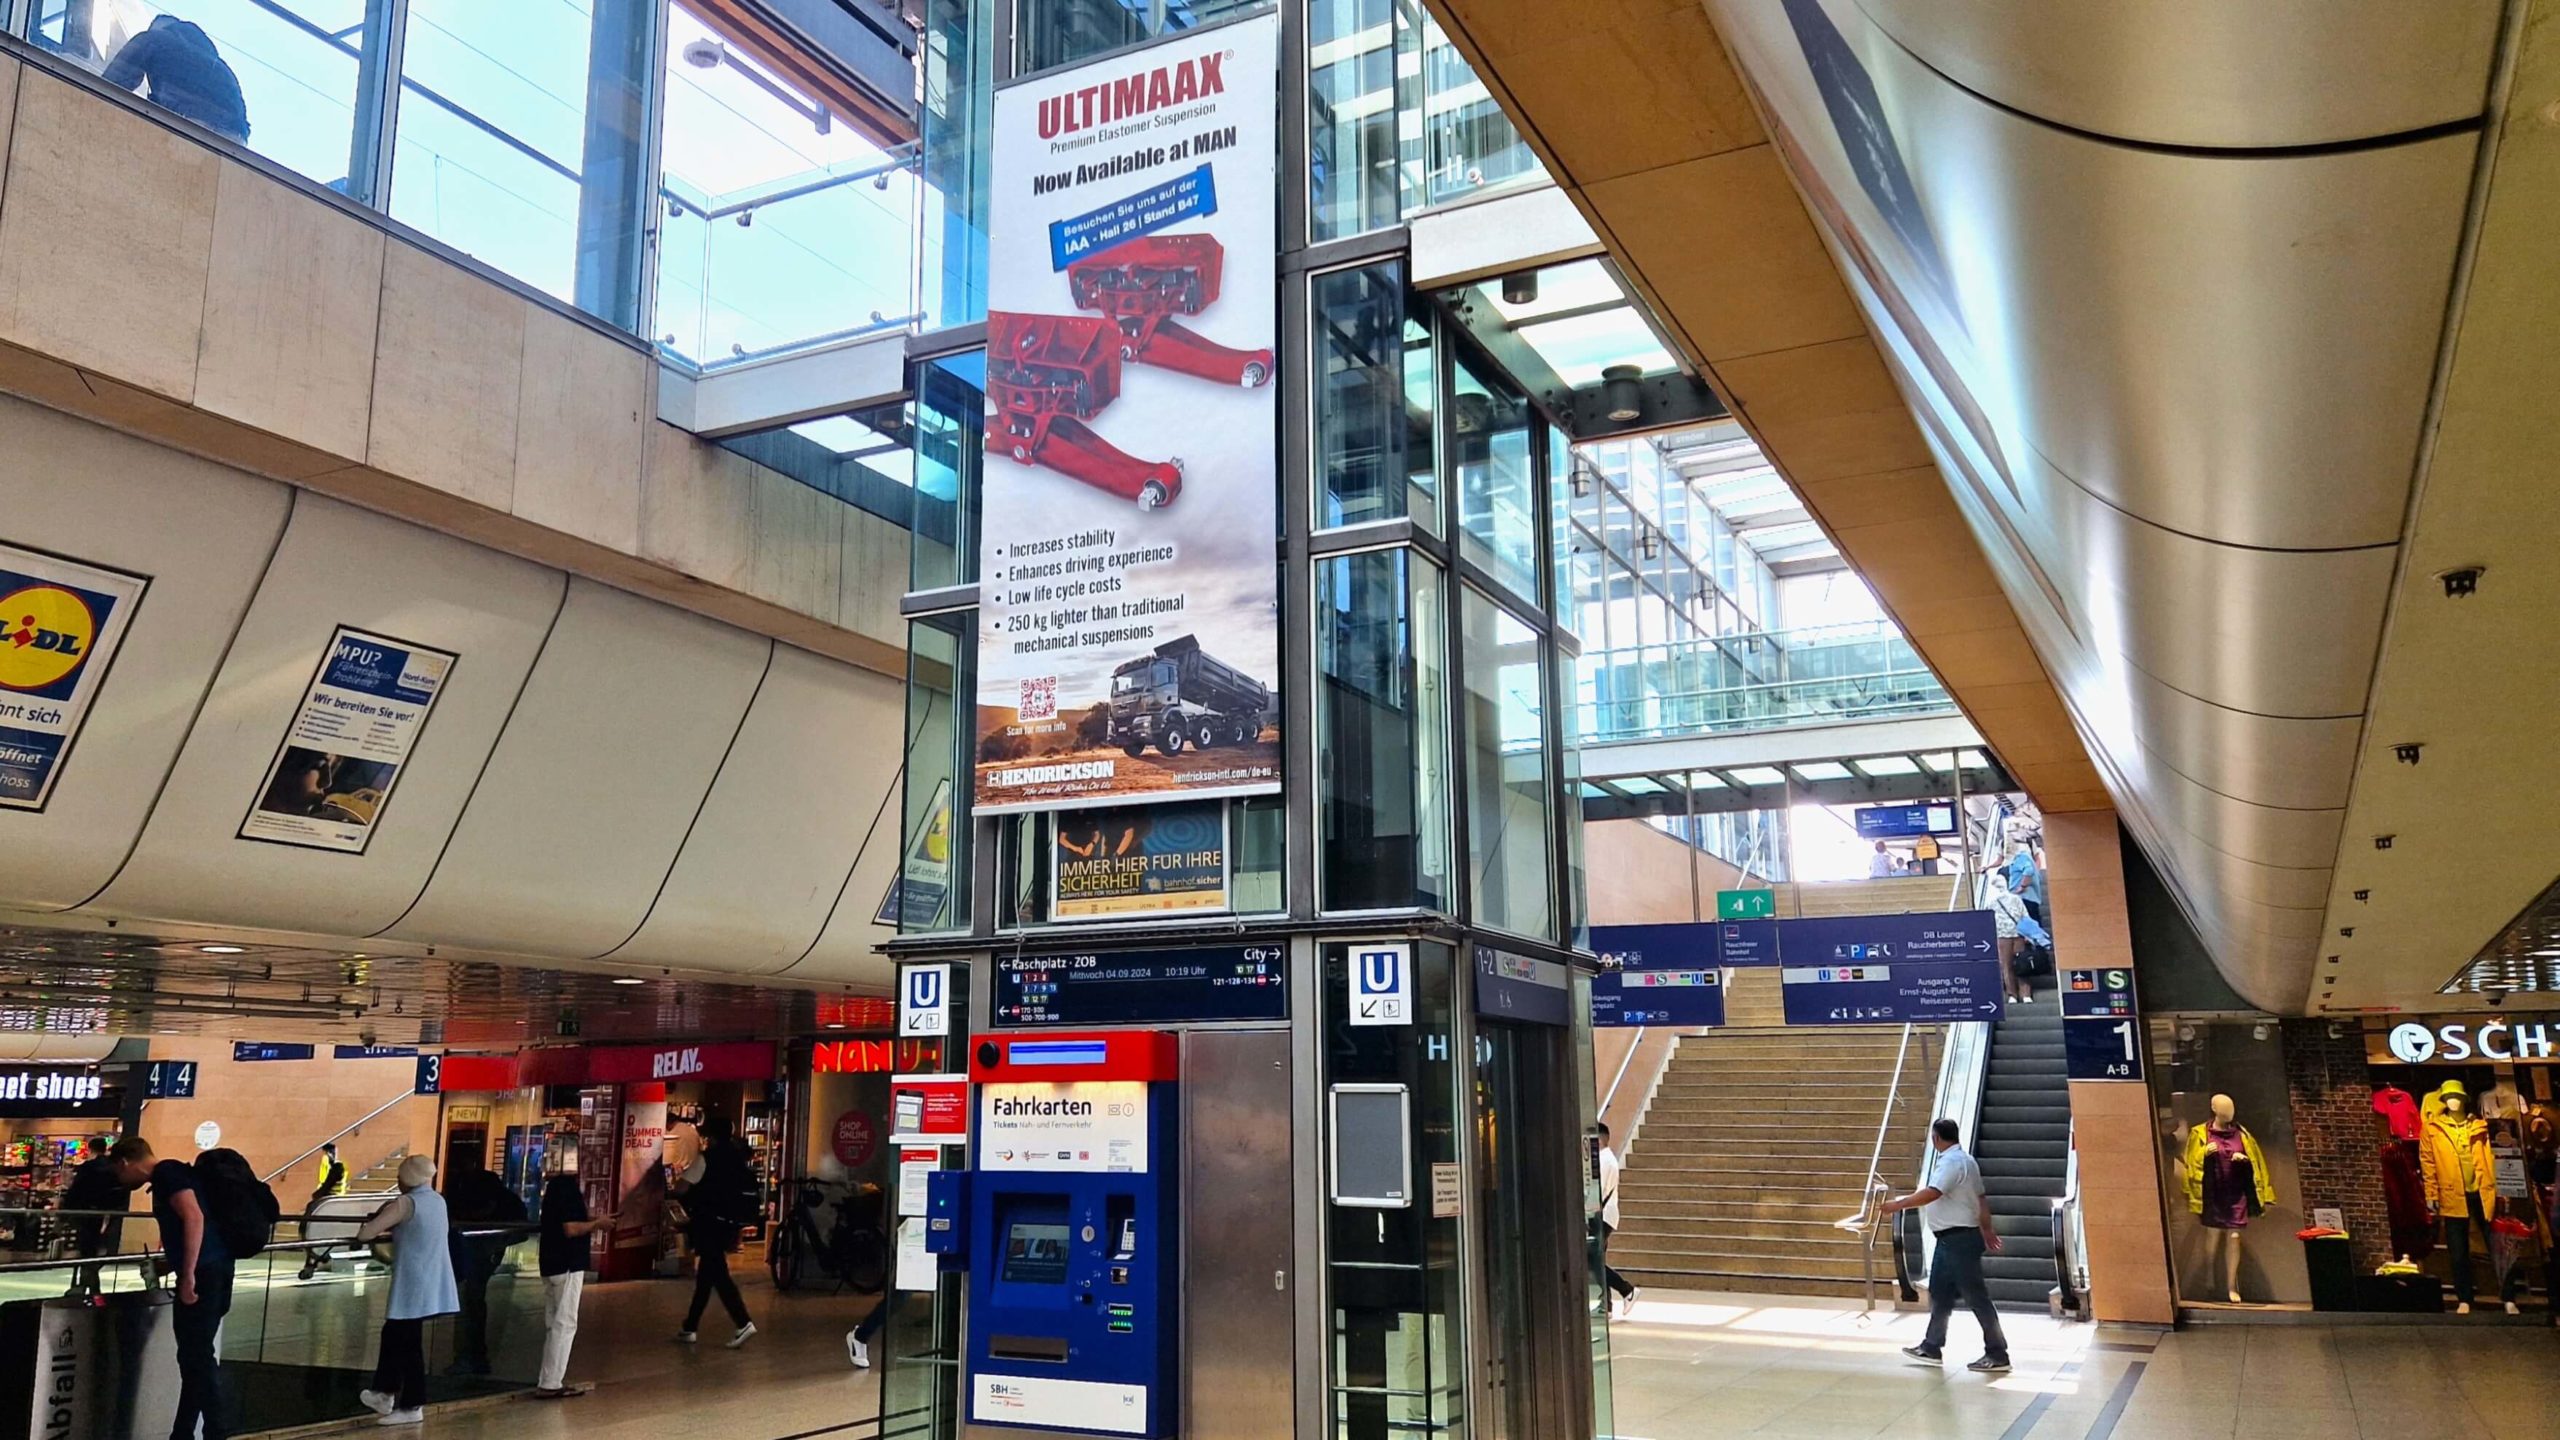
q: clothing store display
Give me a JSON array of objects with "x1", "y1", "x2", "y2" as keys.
[
  {"x1": 2183, "y1": 1120, "x2": 2276, "y2": 1224},
  {"x1": 2379, "y1": 1140, "x2": 2436, "y2": 1261},
  {"x1": 2372, "y1": 1086, "x2": 2420, "y2": 1142},
  {"x1": 2439, "y1": 1192, "x2": 2522, "y2": 1309},
  {"x1": 2420, "y1": 1108, "x2": 2495, "y2": 1216}
]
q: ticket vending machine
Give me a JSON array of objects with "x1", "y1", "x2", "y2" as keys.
[{"x1": 931, "y1": 1030, "x2": 1181, "y2": 1438}]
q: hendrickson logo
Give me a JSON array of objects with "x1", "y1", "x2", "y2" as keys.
[{"x1": 1036, "y1": 52, "x2": 1227, "y2": 139}]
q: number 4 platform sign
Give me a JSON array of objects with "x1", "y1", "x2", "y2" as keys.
[{"x1": 2061, "y1": 968, "x2": 2143, "y2": 1081}]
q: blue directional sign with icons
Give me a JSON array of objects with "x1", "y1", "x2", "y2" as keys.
[
  {"x1": 1592, "y1": 966, "x2": 1725, "y2": 1028},
  {"x1": 1853, "y1": 803, "x2": 1955, "y2": 839},
  {"x1": 1779, "y1": 960, "x2": 2005, "y2": 1025},
  {"x1": 2061, "y1": 967, "x2": 2144, "y2": 1080}
]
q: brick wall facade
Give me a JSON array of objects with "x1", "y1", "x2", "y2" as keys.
[{"x1": 2281, "y1": 1021, "x2": 2391, "y2": 1272}]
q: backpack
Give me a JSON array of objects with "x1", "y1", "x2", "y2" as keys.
[{"x1": 193, "y1": 1148, "x2": 282, "y2": 1259}]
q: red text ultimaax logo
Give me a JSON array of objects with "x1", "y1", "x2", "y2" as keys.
[{"x1": 1037, "y1": 53, "x2": 1226, "y2": 139}]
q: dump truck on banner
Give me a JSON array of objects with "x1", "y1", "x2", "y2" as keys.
[{"x1": 1107, "y1": 634, "x2": 1269, "y2": 756}]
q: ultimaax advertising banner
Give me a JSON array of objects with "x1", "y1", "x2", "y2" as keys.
[{"x1": 976, "y1": 13, "x2": 1282, "y2": 815}]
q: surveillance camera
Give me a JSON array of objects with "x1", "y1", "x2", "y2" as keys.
[
  {"x1": 359, "y1": 1029, "x2": 378, "y2": 1048},
  {"x1": 2438, "y1": 565, "x2": 2484, "y2": 598},
  {"x1": 2374, "y1": 834, "x2": 2395, "y2": 850},
  {"x1": 2392, "y1": 743, "x2": 2423, "y2": 765},
  {"x1": 2353, "y1": 889, "x2": 2370, "y2": 903},
  {"x1": 2340, "y1": 926, "x2": 2355, "y2": 938},
  {"x1": 2487, "y1": 990, "x2": 2507, "y2": 1008},
  {"x1": 682, "y1": 39, "x2": 723, "y2": 69}
]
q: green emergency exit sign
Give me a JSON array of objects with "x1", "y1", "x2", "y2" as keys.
[{"x1": 1717, "y1": 889, "x2": 1775, "y2": 920}]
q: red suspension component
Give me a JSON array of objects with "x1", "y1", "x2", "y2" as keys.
[
  {"x1": 985, "y1": 312, "x2": 1184, "y2": 509},
  {"x1": 1067, "y1": 234, "x2": 1276, "y2": 388}
]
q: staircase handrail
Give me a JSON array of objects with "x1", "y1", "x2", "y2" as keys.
[
  {"x1": 1845, "y1": 1020, "x2": 1916, "y2": 1314},
  {"x1": 2053, "y1": 1122, "x2": 2090, "y2": 1319},
  {"x1": 1599, "y1": 1026, "x2": 1646, "y2": 1117},
  {"x1": 261, "y1": 1089, "x2": 418, "y2": 1183}
]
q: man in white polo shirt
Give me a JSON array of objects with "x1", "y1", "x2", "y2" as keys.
[{"x1": 1881, "y1": 1117, "x2": 2010, "y2": 1373}]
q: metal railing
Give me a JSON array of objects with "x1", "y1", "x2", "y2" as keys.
[
  {"x1": 2053, "y1": 1128, "x2": 2090, "y2": 1320},
  {"x1": 1576, "y1": 622, "x2": 1958, "y2": 744},
  {"x1": 261, "y1": 1089, "x2": 419, "y2": 1183},
  {"x1": 1835, "y1": 1021, "x2": 1920, "y2": 1317}
]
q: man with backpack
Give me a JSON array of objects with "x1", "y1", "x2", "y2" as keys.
[
  {"x1": 672, "y1": 1114, "x2": 758, "y2": 1347},
  {"x1": 156, "y1": 1146, "x2": 279, "y2": 1440}
]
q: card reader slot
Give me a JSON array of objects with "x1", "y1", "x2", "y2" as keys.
[{"x1": 989, "y1": 1334, "x2": 1072, "y2": 1363}]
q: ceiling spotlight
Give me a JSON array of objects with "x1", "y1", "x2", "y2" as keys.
[
  {"x1": 682, "y1": 38, "x2": 724, "y2": 68},
  {"x1": 2437, "y1": 565, "x2": 2484, "y2": 598},
  {"x1": 2392, "y1": 743, "x2": 2423, "y2": 765},
  {"x1": 2339, "y1": 927, "x2": 2355, "y2": 939},
  {"x1": 2353, "y1": 890, "x2": 2369, "y2": 903},
  {"x1": 1602, "y1": 364, "x2": 1643, "y2": 423},
  {"x1": 1501, "y1": 271, "x2": 1539, "y2": 306},
  {"x1": 825, "y1": 1021, "x2": 848, "y2": 1031},
  {"x1": 200, "y1": 945, "x2": 246, "y2": 955},
  {"x1": 2373, "y1": 834, "x2": 2395, "y2": 850},
  {"x1": 610, "y1": 976, "x2": 647, "y2": 987},
  {"x1": 2251, "y1": 1022, "x2": 2271, "y2": 1041}
]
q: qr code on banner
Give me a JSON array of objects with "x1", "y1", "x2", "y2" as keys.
[{"x1": 1018, "y1": 676, "x2": 1058, "y2": 720}]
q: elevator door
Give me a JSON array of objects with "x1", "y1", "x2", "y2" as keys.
[
  {"x1": 1182, "y1": 1028, "x2": 1294, "y2": 1439},
  {"x1": 1474, "y1": 1019, "x2": 1588, "y2": 1439}
]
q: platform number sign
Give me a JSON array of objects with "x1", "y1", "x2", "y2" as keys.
[
  {"x1": 413, "y1": 1054, "x2": 443, "y2": 1096},
  {"x1": 145, "y1": 1060, "x2": 198, "y2": 1099},
  {"x1": 2061, "y1": 968, "x2": 2144, "y2": 1081},
  {"x1": 1350, "y1": 944, "x2": 1412, "y2": 1027},
  {"x1": 900, "y1": 963, "x2": 952, "y2": 1038}
]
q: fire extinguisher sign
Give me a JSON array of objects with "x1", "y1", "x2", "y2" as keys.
[{"x1": 976, "y1": 12, "x2": 1282, "y2": 820}]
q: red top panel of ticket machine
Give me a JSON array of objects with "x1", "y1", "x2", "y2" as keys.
[{"x1": 970, "y1": 1030, "x2": 1180, "y2": 1085}]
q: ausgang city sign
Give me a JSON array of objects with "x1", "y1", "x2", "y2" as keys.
[{"x1": 2381, "y1": 1019, "x2": 2560, "y2": 1064}]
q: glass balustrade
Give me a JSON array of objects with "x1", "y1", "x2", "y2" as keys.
[
  {"x1": 1577, "y1": 621, "x2": 1956, "y2": 744},
  {"x1": 0, "y1": 1207, "x2": 541, "y2": 1432}
]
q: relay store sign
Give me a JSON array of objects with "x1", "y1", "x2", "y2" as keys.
[
  {"x1": 517, "y1": 1040, "x2": 776, "y2": 1087},
  {"x1": 978, "y1": 1079, "x2": 1148, "y2": 1173},
  {"x1": 2378, "y1": 1020, "x2": 2560, "y2": 1065}
]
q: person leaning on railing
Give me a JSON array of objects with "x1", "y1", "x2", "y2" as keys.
[{"x1": 59, "y1": 1138, "x2": 154, "y2": 1292}]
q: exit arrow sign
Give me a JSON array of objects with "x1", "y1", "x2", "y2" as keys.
[{"x1": 1717, "y1": 889, "x2": 1776, "y2": 920}]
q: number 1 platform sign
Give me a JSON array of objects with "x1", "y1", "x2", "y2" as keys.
[{"x1": 2061, "y1": 967, "x2": 2144, "y2": 1081}]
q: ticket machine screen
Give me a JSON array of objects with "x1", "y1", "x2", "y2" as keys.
[{"x1": 1001, "y1": 1221, "x2": 1071, "y2": 1286}]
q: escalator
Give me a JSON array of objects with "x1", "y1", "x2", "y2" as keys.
[{"x1": 1973, "y1": 980, "x2": 2072, "y2": 1308}]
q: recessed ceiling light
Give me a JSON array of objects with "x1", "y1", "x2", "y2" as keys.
[
  {"x1": 200, "y1": 945, "x2": 246, "y2": 955},
  {"x1": 610, "y1": 976, "x2": 647, "y2": 986},
  {"x1": 825, "y1": 1022, "x2": 848, "y2": 1030}
]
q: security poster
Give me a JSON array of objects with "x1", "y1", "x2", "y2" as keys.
[
  {"x1": 0, "y1": 542, "x2": 146, "y2": 812},
  {"x1": 1050, "y1": 800, "x2": 1227, "y2": 920},
  {"x1": 240, "y1": 626, "x2": 455, "y2": 852},
  {"x1": 976, "y1": 13, "x2": 1282, "y2": 815}
]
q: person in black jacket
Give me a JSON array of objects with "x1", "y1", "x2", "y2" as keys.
[
  {"x1": 60, "y1": 1137, "x2": 152, "y2": 1292},
  {"x1": 672, "y1": 1115, "x2": 757, "y2": 1347},
  {"x1": 442, "y1": 1160, "x2": 526, "y2": 1376},
  {"x1": 104, "y1": 16, "x2": 249, "y2": 142}
]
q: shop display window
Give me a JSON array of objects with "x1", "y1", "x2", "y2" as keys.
[{"x1": 2146, "y1": 1018, "x2": 2310, "y2": 1307}]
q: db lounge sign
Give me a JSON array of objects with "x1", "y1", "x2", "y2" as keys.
[{"x1": 2378, "y1": 1020, "x2": 2560, "y2": 1065}]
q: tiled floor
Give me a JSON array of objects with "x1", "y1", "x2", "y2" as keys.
[
  {"x1": 1606, "y1": 1288, "x2": 2560, "y2": 1440},
  {"x1": 254, "y1": 1277, "x2": 2560, "y2": 1438}
]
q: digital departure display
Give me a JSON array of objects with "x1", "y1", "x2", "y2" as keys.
[
  {"x1": 993, "y1": 945, "x2": 1287, "y2": 1026},
  {"x1": 1001, "y1": 1222, "x2": 1072, "y2": 1286}
]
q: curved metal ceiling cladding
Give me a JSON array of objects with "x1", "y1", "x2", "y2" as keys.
[
  {"x1": 1854, "y1": 0, "x2": 2502, "y2": 149},
  {"x1": 1707, "y1": 0, "x2": 2491, "y2": 1008}
]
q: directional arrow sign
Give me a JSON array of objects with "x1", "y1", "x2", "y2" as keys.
[{"x1": 1779, "y1": 959, "x2": 2007, "y2": 1026}]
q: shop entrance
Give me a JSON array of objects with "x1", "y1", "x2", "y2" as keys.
[{"x1": 1474, "y1": 1018, "x2": 1589, "y2": 1440}]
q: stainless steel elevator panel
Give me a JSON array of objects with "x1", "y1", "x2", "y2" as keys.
[{"x1": 1182, "y1": 1027, "x2": 1294, "y2": 1439}]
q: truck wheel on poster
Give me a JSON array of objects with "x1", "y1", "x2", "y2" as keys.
[
  {"x1": 1158, "y1": 728, "x2": 1186, "y2": 756},
  {"x1": 1193, "y1": 718, "x2": 1218, "y2": 750},
  {"x1": 1122, "y1": 740, "x2": 1147, "y2": 758}
]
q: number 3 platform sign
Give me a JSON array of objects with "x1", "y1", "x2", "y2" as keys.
[{"x1": 2061, "y1": 968, "x2": 2144, "y2": 1081}]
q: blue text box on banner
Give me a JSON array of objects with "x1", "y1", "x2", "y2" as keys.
[
  {"x1": 1049, "y1": 164, "x2": 1219, "y2": 270},
  {"x1": 1779, "y1": 961, "x2": 2005, "y2": 1025},
  {"x1": 1593, "y1": 968, "x2": 1724, "y2": 1028}
]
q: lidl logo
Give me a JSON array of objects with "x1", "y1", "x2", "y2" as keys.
[{"x1": 0, "y1": 585, "x2": 99, "y2": 694}]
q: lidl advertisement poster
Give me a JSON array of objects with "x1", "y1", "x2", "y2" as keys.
[
  {"x1": 0, "y1": 543, "x2": 146, "y2": 812},
  {"x1": 1051, "y1": 800, "x2": 1228, "y2": 920},
  {"x1": 977, "y1": 14, "x2": 1281, "y2": 815},
  {"x1": 240, "y1": 627, "x2": 456, "y2": 853}
]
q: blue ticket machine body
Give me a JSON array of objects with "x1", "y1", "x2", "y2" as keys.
[{"x1": 941, "y1": 1031, "x2": 1181, "y2": 1437}]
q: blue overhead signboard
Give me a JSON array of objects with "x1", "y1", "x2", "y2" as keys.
[
  {"x1": 232, "y1": 1042, "x2": 315, "y2": 1062},
  {"x1": 2061, "y1": 967, "x2": 2144, "y2": 1080},
  {"x1": 1593, "y1": 966, "x2": 1725, "y2": 1028},
  {"x1": 1591, "y1": 924, "x2": 1719, "y2": 971},
  {"x1": 1780, "y1": 960, "x2": 2005, "y2": 1025},
  {"x1": 1714, "y1": 920, "x2": 1782, "y2": 966},
  {"x1": 1782, "y1": 910, "x2": 1998, "y2": 968},
  {"x1": 1854, "y1": 804, "x2": 1956, "y2": 839}
]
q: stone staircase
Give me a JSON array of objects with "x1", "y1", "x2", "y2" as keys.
[
  {"x1": 1976, "y1": 979, "x2": 2070, "y2": 1309},
  {"x1": 1613, "y1": 971, "x2": 1939, "y2": 1298}
]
